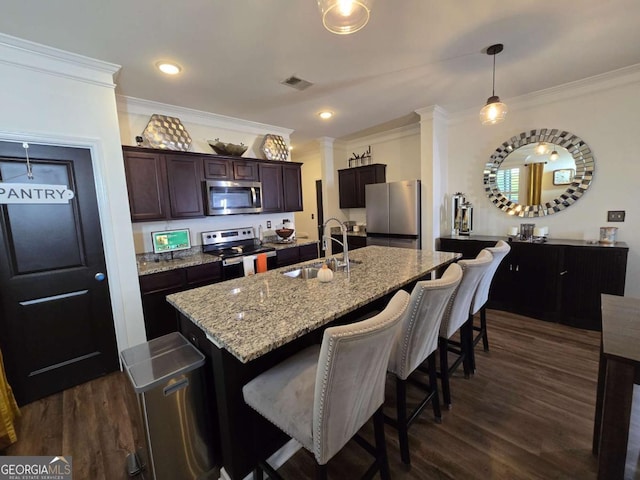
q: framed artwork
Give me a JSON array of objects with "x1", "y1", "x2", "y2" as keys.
[{"x1": 553, "y1": 168, "x2": 575, "y2": 185}]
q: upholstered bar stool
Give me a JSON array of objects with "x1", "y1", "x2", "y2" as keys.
[
  {"x1": 385, "y1": 263, "x2": 462, "y2": 466},
  {"x1": 438, "y1": 250, "x2": 493, "y2": 408},
  {"x1": 469, "y1": 240, "x2": 510, "y2": 372},
  {"x1": 242, "y1": 290, "x2": 410, "y2": 480}
]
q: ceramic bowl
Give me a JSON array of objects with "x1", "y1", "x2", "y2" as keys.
[
  {"x1": 275, "y1": 228, "x2": 294, "y2": 239},
  {"x1": 207, "y1": 139, "x2": 247, "y2": 156}
]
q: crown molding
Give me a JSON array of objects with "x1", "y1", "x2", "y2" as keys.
[
  {"x1": 335, "y1": 123, "x2": 420, "y2": 148},
  {"x1": 450, "y1": 63, "x2": 640, "y2": 124},
  {"x1": 0, "y1": 33, "x2": 119, "y2": 89},
  {"x1": 116, "y1": 95, "x2": 294, "y2": 138}
]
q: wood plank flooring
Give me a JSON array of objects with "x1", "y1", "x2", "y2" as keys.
[{"x1": 2, "y1": 310, "x2": 638, "y2": 479}]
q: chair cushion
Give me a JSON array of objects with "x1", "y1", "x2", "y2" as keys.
[{"x1": 243, "y1": 345, "x2": 321, "y2": 453}]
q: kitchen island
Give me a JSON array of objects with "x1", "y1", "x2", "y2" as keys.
[{"x1": 167, "y1": 246, "x2": 460, "y2": 479}]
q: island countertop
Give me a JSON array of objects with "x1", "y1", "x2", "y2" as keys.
[{"x1": 167, "y1": 246, "x2": 460, "y2": 363}]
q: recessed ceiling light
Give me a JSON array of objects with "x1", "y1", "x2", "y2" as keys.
[
  {"x1": 157, "y1": 62, "x2": 182, "y2": 75},
  {"x1": 318, "y1": 111, "x2": 333, "y2": 120}
]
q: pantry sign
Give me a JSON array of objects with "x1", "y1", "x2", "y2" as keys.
[{"x1": 0, "y1": 183, "x2": 75, "y2": 204}]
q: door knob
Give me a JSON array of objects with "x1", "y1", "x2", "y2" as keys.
[{"x1": 95, "y1": 272, "x2": 106, "y2": 282}]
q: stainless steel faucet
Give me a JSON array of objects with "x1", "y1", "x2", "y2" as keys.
[{"x1": 321, "y1": 217, "x2": 350, "y2": 273}]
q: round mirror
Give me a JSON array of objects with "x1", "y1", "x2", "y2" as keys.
[{"x1": 483, "y1": 128, "x2": 595, "y2": 217}]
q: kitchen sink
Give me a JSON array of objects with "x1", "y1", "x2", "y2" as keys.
[{"x1": 282, "y1": 267, "x2": 320, "y2": 279}]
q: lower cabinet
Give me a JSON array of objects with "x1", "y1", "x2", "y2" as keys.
[
  {"x1": 276, "y1": 243, "x2": 319, "y2": 267},
  {"x1": 436, "y1": 236, "x2": 628, "y2": 330},
  {"x1": 139, "y1": 262, "x2": 222, "y2": 340},
  {"x1": 330, "y1": 234, "x2": 367, "y2": 254}
]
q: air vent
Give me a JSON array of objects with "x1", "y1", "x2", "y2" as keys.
[{"x1": 280, "y1": 76, "x2": 313, "y2": 91}]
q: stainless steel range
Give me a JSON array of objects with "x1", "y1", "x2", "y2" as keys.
[{"x1": 201, "y1": 227, "x2": 276, "y2": 280}]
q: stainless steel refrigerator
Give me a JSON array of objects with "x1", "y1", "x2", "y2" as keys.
[{"x1": 365, "y1": 180, "x2": 421, "y2": 249}]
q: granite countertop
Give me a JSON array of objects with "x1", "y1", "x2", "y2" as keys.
[
  {"x1": 167, "y1": 246, "x2": 460, "y2": 363},
  {"x1": 137, "y1": 239, "x2": 319, "y2": 276},
  {"x1": 439, "y1": 234, "x2": 629, "y2": 249},
  {"x1": 329, "y1": 227, "x2": 367, "y2": 237}
]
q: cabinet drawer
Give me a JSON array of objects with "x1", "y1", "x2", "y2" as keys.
[
  {"x1": 276, "y1": 247, "x2": 300, "y2": 267},
  {"x1": 204, "y1": 158, "x2": 231, "y2": 179},
  {"x1": 139, "y1": 269, "x2": 185, "y2": 294},
  {"x1": 299, "y1": 243, "x2": 319, "y2": 262}
]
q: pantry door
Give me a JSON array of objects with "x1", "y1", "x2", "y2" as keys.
[{"x1": 0, "y1": 141, "x2": 118, "y2": 405}]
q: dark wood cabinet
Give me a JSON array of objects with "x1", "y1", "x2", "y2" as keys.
[
  {"x1": 259, "y1": 162, "x2": 303, "y2": 213},
  {"x1": 123, "y1": 150, "x2": 169, "y2": 221},
  {"x1": 436, "y1": 235, "x2": 628, "y2": 330},
  {"x1": 338, "y1": 164, "x2": 386, "y2": 208},
  {"x1": 276, "y1": 243, "x2": 319, "y2": 267},
  {"x1": 124, "y1": 146, "x2": 303, "y2": 220},
  {"x1": 259, "y1": 163, "x2": 283, "y2": 212},
  {"x1": 139, "y1": 262, "x2": 222, "y2": 340},
  {"x1": 330, "y1": 234, "x2": 367, "y2": 254},
  {"x1": 282, "y1": 163, "x2": 303, "y2": 212},
  {"x1": 165, "y1": 155, "x2": 204, "y2": 218}
]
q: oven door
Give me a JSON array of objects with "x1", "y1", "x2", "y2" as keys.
[{"x1": 205, "y1": 180, "x2": 263, "y2": 215}]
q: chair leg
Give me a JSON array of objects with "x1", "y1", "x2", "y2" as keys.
[
  {"x1": 427, "y1": 352, "x2": 442, "y2": 423},
  {"x1": 315, "y1": 463, "x2": 327, "y2": 480},
  {"x1": 373, "y1": 407, "x2": 391, "y2": 480},
  {"x1": 253, "y1": 467, "x2": 263, "y2": 480},
  {"x1": 481, "y1": 307, "x2": 489, "y2": 351},
  {"x1": 439, "y1": 337, "x2": 452, "y2": 408},
  {"x1": 395, "y1": 377, "x2": 411, "y2": 465},
  {"x1": 461, "y1": 318, "x2": 472, "y2": 378}
]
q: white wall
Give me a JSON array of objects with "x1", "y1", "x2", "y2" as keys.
[
  {"x1": 117, "y1": 96, "x2": 297, "y2": 253},
  {"x1": 447, "y1": 71, "x2": 640, "y2": 296},
  {"x1": 0, "y1": 34, "x2": 146, "y2": 351}
]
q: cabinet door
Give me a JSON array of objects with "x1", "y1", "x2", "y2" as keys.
[
  {"x1": 276, "y1": 247, "x2": 299, "y2": 267},
  {"x1": 348, "y1": 236, "x2": 368, "y2": 250},
  {"x1": 233, "y1": 160, "x2": 259, "y2": 180},
  {"x1": 123, "y1": 149, "x2": 169, "y2": 222},
  {"x1": 165, "y1": 155, "x2": 205, "y2": 218},
  {"x1": 203, "y1": 158, "x2": 232, "y2": 179},
  {"x1": 139, "y1": 269, "x2": 185, "y2": 340},
  {"x1": 282, "y1": 164, "x2": 303, "y2": 212},
  {"x1": 299, "y1": 243, "x2": 319, "y2": 262},
  {"x1": 338, "y1": 169, "x2": 358, "y2": 208},
  {"x1": 561, "y1": 246, "x2": 628, "y2": 330},
  {"x1": 186, "y1": 262, "x2": 222, "y2": 288},
  {"x1": 259, "y1": 163, "x2": 283, "y2": 212},
  {"x1": 357, "y1": 166, "x2": 382, "y2": 207},
  {"x1": 516, "y1": 244, "x2": 564, "y2": 319}
]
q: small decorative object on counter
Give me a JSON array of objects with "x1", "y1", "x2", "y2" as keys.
[
  {"x1": 135, "y1": 135, "x2": 144, "y2": 146},
  {"x1": 348, "y1": 145, "x2": 372, "y2": 167},
  {"x1": 207, "y1": 138, "x2": 248, "y2": 156},
  {"x1": 260, "y1": 134, "x2": 289, "y2": 161},
  {"x1": 317, "y1": 264, "x2": 334, "y2": 283},
  {"x1": 599, "y1": 227, "x2": 618, "y2": 245},
  {"x1": 141, "y1": 114, "x2": 192, "y2": 151},
  {"x1": 520, "y1": 223, "x2": 535, "y2": 240}
]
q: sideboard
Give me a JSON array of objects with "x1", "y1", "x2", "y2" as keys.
[{"x1": 437, "y1": 235, "x2": 629, "y2": 331}]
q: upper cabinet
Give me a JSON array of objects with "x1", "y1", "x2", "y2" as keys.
[
  {"x1": 123, "y1": 146, "x2": 303, "y2": 222},
  {"x1": 338, "y1": 164, "x2": 386, "y2": 208},
  {"x1": 258, "y1": 162, "x2": 303, "y2": 213}
]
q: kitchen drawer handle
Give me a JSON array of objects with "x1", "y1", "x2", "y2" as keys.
[{"x1": 163, "y1": 377, "x2": 189, "y2": 396}]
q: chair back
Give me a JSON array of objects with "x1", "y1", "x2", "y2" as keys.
[
  {"x1": 440, "y1": 250, "x2": 493, "y2": 339},
  {"x1": 388, "y1": 263, "x2": 463, "y2": 380},
  {"x1": 313, "y1": 289, "x2": 410, "y2": 465},
  {"x1": 471, "y1": 240, "x2": 511, "y2": 314}
]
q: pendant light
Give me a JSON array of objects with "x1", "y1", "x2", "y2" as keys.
[
  {"x1": 317, "y1": 0, "x2": 371, "y2": 35},
  {"x1": 549, "y1": 149, "x2": 560, "y2": 161},
  {"x1": 479, "y1": 43, "x2": 508, "y2": 125}
]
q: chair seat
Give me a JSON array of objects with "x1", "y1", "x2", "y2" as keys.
[{"x1": 243, "y1": 345, "x2": 320, "y2": 453}]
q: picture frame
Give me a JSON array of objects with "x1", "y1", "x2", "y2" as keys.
[{"x1": 553, "y1": 168, "x2": 575, "y2": 185}]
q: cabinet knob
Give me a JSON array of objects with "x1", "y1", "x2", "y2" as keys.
[{"x1": 560, "y1": 270, "x2": 568, "y2": 276}]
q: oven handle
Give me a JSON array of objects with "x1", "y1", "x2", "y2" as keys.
[{"x1": 222, "y1": 257, "x2": 244, "y2": 266}]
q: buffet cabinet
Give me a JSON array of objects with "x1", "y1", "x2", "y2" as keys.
[
  {"x1": 437, "y1": 235, "x2": 629, "y2": 331},
  {"x1": 123, "y1": 146, "x2": 303, "y2": 222}
]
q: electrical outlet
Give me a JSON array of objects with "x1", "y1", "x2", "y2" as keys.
[
  {"x1": 607, "y1": 210, "x2": 625, "y2": 222},
  {"x1": 266, "y1": 220, "x2": 271, "y2": 228}
]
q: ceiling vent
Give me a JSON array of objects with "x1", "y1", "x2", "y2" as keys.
[{"x1": 281, "y1": 76, "x2": 313, "y2": 91}]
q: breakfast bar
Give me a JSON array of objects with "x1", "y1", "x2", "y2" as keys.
[{"x1": 167, "y1": 246, "x2": 460, "y2": 479}]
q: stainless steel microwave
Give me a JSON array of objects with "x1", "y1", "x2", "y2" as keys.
[{"x1": 204, "y1": 180, "x2": 263, "y2": 215}]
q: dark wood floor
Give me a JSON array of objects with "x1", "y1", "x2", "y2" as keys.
[{"x1": 3, "y1": 310, "x2": 639, "y2": 479}]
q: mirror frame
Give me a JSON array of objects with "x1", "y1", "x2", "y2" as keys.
[{"x1": 483, "y1": 128, "x2": 595, "y2": 217}]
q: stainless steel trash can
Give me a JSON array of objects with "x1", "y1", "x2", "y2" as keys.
[{"x1": 121, "y1": 332, "x2": 217, "y2": 480}]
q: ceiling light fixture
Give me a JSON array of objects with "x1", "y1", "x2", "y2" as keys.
[
  {"x1": 549, "y1": 149, "x2": 560, "y2": 161},
  {"x1": 535, "y1": 142, "x2": 549, "y2": 156},
  {"x1": 318, "y1": 111, "x2": 334, "y2": 120},
  {"x1": 479, "y1": 43, "x2": 508, "y2": 125},
  {"x1": 317, "y1": 0, "x2": 371, "y2": 35},
  {"x1": 156, "y1": 62, "x2": 182, "y2": 75}
]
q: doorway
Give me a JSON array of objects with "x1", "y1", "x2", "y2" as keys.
[{"x1": 0, "y1": 141, "x2": 118, "y2": 405}]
